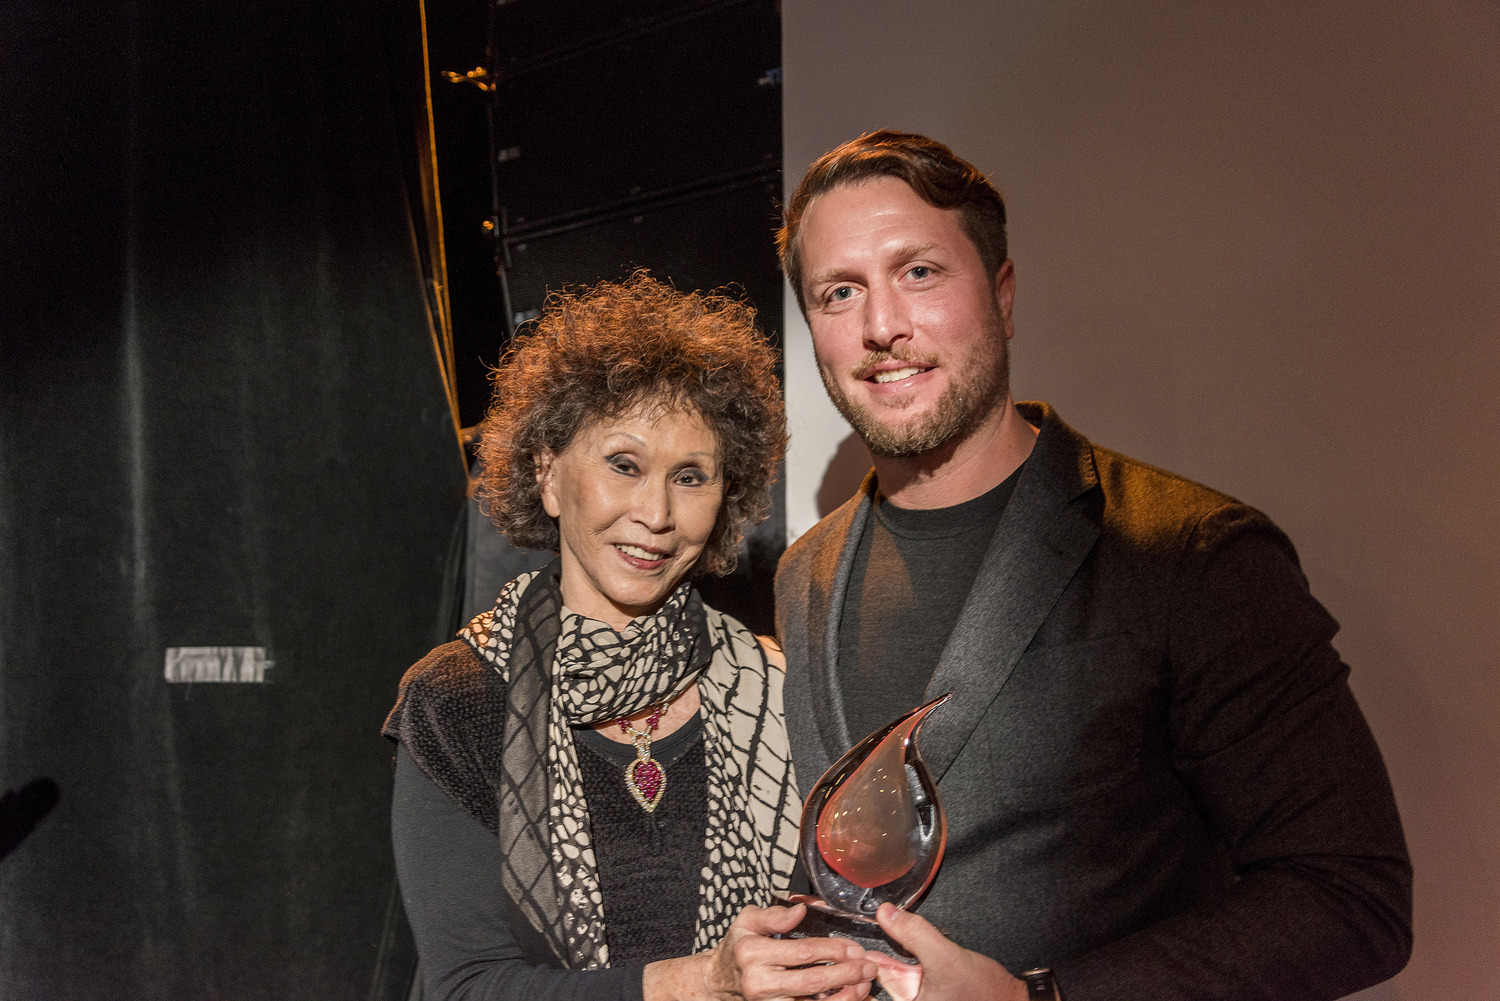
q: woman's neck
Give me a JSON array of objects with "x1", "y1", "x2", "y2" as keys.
[{"x1": 591, "y1": 683, "x2": 702, "y2": 743}]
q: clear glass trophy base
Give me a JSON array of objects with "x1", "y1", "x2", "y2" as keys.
[{"x1": 773, "y1": 894, "x2": 918, "y2": 964}]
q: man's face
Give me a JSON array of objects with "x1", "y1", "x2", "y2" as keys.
[{"x1": 797, "y1": 176, "x2": 1014, "y2": 458}]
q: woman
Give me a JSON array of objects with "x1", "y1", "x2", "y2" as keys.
[{"x1": 384, "y1": 274, "x2": 875, "y2": 1001}]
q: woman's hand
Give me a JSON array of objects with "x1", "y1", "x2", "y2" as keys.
[{"x1": 644, "y1": 903, "x2": 876, "y2": 1001}]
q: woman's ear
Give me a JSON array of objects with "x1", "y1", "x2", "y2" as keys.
[{"x1": 535, "y1": 449, "x2": 562, "y2": 519}]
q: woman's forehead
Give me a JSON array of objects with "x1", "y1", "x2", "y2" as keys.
[{"x1": 569, "y1": 398, "x2": 720, "y2": 452}]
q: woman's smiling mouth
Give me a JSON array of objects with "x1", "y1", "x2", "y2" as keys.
[{"x1": 614, "y1": 543, "x2": 670, "y2": 566}]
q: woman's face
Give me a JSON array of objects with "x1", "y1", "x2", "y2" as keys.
[{"x1": 538, "y1": 404, "x2": 725, "y2": 629}]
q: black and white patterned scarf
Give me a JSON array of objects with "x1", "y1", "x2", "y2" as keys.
[{"x1": 459, "y1": 565, "x2": 801, "y2": 969}]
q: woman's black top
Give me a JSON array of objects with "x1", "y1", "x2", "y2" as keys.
[
  {"x1": 390, "y1": 668, "x2": 709, "y2": 1001},
  {"x1": 572, "y1": 717, "x2": 709, "y2": 966}
]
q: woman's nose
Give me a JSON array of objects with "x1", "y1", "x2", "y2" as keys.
[{"x1": 632, "y1": 477, "x2": 673, "y2": 532}]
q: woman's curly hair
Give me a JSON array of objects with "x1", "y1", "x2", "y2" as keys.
[{"x1": 474, "y1": 272, "x2": 786, "y2": 576}]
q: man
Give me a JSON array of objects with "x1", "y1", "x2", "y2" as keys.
[{"x1": 773, "y1": 131, "x2": 1411, "y2": 1001}]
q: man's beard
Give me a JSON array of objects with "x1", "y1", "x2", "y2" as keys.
[{"x1": 818, "y1": 329, "x2": 1010, "y2": 459}]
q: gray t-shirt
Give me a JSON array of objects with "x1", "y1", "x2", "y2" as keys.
[{"x1": 836, "y1": 467, "x2": 1021, "y2": 743}]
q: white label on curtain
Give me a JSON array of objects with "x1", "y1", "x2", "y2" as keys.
[{"x1": 163, "y1": 646, "x2": 272, "y2": 683}]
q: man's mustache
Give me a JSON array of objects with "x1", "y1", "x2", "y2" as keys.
[{"x1": 850, "y1": 347, "x2": 940, "y2": 382}]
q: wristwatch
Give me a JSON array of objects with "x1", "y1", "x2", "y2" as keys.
[{"x1": 1021, "y1": 967, "x2": 1059, "y2": 1000}]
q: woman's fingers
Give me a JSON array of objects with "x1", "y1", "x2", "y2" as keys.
[
  {"x1": 733, "y1": 929, "x2": 861, "y2": 970},
  {"x1": 718, "y1": 905, "x2": 877, "y2": 1001},
  {"x1": 731, "y1": 902, "x2": 807, "y2": 937},
  {"x1": 758, "y1": 953, "x2": 874, "y2": 1000}
]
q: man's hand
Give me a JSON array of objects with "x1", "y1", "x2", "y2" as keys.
[
  {"x1": 645, "y1": 902, "x2": 876, "y2": 1001},
  {"x1": 870, "y1": 903, "x2": 1028, "y2": 1001}
]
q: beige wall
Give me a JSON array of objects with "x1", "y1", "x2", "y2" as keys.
[{"x1": 782, "y1": 2, "x2": 1500, "y2": 997}]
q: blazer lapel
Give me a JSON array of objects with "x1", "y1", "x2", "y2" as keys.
[
  {"x1": 803, "y1": 475, "x2": 876, "y2": 772},
  {"x1": 921, "y1": 405, "x2": 1102, "y2": 781}
]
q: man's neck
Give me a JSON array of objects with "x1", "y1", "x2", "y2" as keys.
[{"x1": 873, "y1": 398, "x2": 1039, "y2": 510}]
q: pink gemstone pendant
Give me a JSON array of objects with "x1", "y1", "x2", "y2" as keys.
[
  {"x1": 618, "y1": 713, "x2": 667, "y2": 813},
  {"x1": 624, "y1": 755, "x2": 665, "y2": 813}
]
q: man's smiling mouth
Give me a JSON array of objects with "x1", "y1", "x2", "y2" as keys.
[{"x1": 871, "y1": 366, "x2": 927, "y2": 384}]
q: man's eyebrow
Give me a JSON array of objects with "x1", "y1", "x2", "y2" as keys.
[
  {"x1": 806, "y1": 266, "x2": 849, "y2": 289},
  {"x1": 893, "y1": 241, "x2": 938, "y2": 261},
  {"x1": 807, "y1": 243, "x2": 942, "y2": 289}
]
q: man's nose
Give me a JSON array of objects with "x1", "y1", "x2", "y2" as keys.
[{"x1": 863, "y1": 283, "x2": 911, "y2": 350}]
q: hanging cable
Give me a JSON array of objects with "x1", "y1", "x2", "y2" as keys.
[{"x1": 413, "y1": 0, "x2": 466, "y2": 473}]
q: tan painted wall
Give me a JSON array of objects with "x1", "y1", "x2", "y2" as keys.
[{"x1": 782, "y1": 2, "x2": 1500, "y2": 997}]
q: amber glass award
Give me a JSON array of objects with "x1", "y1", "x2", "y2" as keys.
[{"x1": 784, "y1": 692, "x2": 951, "y2": 962}]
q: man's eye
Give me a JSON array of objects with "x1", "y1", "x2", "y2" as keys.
[
  {"x1": 828, "y1": 286, "x2": 853, "y2": 302},
  {"x1": 909, "y1": 266, "x2": 931, "y2": 280}
]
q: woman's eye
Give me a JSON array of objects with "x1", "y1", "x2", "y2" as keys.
[
  {"x1": 608, "y1": 455, "x2": 637, "y2": 474},
  {"x1": 676, "y1": 470, "x2": 706, "y2": 486}
]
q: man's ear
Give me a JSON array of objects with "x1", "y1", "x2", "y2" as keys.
[
  {"x1": 994, "y1": 259, "x2": 1016, "y2": 339},
  {"x1": 536, "y1": 449, "x2": 562, "y2": 519}
]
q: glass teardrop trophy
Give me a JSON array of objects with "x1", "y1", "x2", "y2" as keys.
[{"x1": 781, "y1": 692, "x2": 951, "y2": 963}]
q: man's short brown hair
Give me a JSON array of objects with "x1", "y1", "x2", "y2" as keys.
[
  {"x1": 777, "y1": 130, "x2": 1008, "y2": 311},
  {"x1": 474, "y1": 272, "x2": 785, "y2": 577}
]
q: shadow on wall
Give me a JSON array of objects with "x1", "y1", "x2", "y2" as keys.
[
  {"x1": 0, "y1": 778, "x2": 60, "y2": 863},
  {"x1": 818, "y1": 433, "x2": 872, "y2": 517},
  {"x1": 1318, "y1": 573, "x2": 1500, "y2": 1001}
]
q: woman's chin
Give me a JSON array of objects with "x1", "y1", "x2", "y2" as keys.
[
  {"x1": 607, "y1": 587, "x2": 676, "y2": 621},
  {"x1": 572, "y1": 576, "x2": 683, "y2": 627}
]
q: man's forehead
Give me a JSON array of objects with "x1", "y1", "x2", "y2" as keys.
[{"x1": 801, "y1": 178, "x2": 970, "y2": 259}]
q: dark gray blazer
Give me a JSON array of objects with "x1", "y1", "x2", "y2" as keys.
[{"x1": 775, "y1": 403, "x2": 1411, "y2": 1001}]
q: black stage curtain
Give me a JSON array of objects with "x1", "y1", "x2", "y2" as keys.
[{"x1": 1, "y1": 1, "x2": 464, "y2": 996}]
